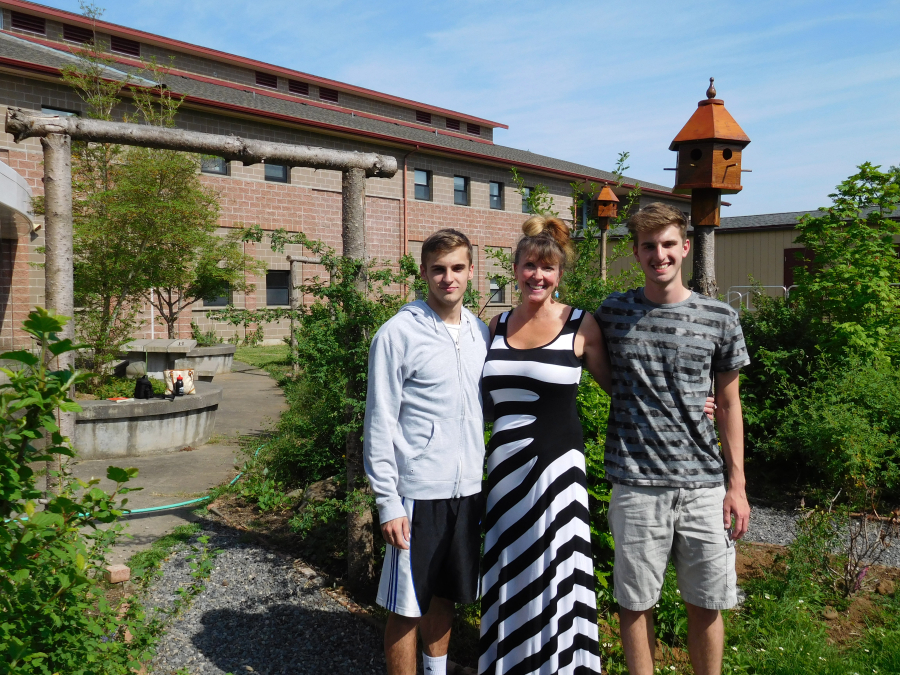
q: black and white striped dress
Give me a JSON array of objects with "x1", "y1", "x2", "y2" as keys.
[{"x1": 479, "y1": 308, "x2": 602, "y2": 675}]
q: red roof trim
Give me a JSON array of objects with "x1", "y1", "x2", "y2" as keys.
[
  {"x1": 4, "y1": 30, "x2": 495, "y2": 145},
  {"x1": 0, "y1": 0, "x2": 509, "y2": 129},
  {"x1": 0, "y1": 54, "x2": 682, "y2": 201}
]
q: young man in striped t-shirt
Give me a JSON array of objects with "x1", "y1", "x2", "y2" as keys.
[{"x1": 595, "y1": 203, "x2": 751, "y2": 675}]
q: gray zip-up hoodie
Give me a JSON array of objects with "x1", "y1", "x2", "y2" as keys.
[{"x1": 363, "y1": 300, "x2": 491, "y2": 524}]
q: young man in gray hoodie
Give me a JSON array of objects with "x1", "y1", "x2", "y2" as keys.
[{"x1": 364, "y1": 228, "x2": 491, "y2": 675}]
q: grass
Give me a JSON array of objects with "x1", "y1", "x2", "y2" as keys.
[
  {"x1": 234, "y1": 344, "x2": 291, "y2": 376},
  {"x1": 127, "y1": 522, "x2": 203, "y2": 584}
]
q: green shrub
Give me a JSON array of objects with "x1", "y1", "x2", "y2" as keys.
[
  {"x1": 0, "y1": 309, "x2": 148, "y2": 674},
  {"x1": 761, "y1": 359, "x2": 900, "y2": 502}
]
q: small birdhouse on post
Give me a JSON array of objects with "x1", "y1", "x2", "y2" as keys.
[
  {"x1": 594, "y1": 185, "x2": 619, "y2": 280},
  {"x1": 669, "y1": 78, "x2": 750, "y2": 296}
]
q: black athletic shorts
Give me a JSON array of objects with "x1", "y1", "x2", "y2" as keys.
[{"x1": 376, "y1": 493, "x2": 483, "y2": 617}]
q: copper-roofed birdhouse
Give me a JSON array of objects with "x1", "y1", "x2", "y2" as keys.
[
  {"x1": 594, "y1": 184, "x2": 619, "y2": 220},
  {"x1": 670, "y1": 78, "x2": 750, "y2": 195}
]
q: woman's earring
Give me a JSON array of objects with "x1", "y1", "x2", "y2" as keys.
[
  {"x1": 514, "y1": 282, "x2": 519, "y2": 291},
  {"x1": 555, "y1": 291, "x2": 559, "y2": 298}
]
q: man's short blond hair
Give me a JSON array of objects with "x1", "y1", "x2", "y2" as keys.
[
  {"x1": 627, "y1": 203, "x2": 688, "y2": 243},
  {"x1": 421, "y1": 228, "x2": 473, "y2": 267}
]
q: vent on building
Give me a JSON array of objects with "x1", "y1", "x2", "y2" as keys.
[
  {"x1": 319, "y1": 87, "x2": 339, "y2": 103},
  {"x1": 63, "y1": 23, "x2": 95, "y2": 44},
  {"x1": 255, "y1": 72, "x2": 278, "y2": 89},
  {"x1": 415, "y1": 111, "x2": 432, "y2": 125},
  {"x1": 289, "y1": 80, "x2": 309, "y2": 96},
  {"x1": 467, "y1": 123, "x2": 481, "y2": 136},
  {"x1": 446, "y1": 119, "x2": 460, "y2": 131},
  {"x1": 110, "y1": 35, "x2": 140, "y2": 57},
  {"x1": 11, "y1": 11, "x2": 46, "y2": 34}
]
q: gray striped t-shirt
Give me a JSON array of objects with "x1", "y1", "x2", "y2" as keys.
[{"x1": 595, "y1": 288, "x2": 750, "y2": 488}]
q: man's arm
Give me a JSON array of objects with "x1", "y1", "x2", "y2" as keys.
[
  {"x1": 363, "y1": 333, "x2": 410, "y2": 549},
  {"x1": 715, "y1": 370, "x2": 750, "y2": 540}
]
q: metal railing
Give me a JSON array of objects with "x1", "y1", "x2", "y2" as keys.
[{"x1": 728, "y1": 283, "x2": 900, "y2": 310}]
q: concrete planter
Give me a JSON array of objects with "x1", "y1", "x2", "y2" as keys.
[{"x1": 74, "y1": 382, "x2": 222, "y2": 459}]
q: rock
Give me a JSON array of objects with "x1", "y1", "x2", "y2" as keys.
[
  {"x1": 125, "y1": 360, "x2": 147, "y2": 379},
  {"x1": 298, "y1": 476, "x2": 344, "y2": 508},
  {"x1": 876, "y1": 579, "x2": 895, "y2": 596},
  {"x1": 823, "y1": 606, "x2": 839, "y2": 620},
  {"x1": 104, "y1": 564, "x2": 131, "y2": 583},
  {"x1": 285, "y1": 488, "x2": 303, "y2": 500}
]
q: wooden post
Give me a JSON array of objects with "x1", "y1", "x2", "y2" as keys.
[
  {"x1": 342, "y1": 167, "x2": 374, "y2": 589},
  {"x1": 287, "y1": 256, "x2": 300, "y2": 375},
  {"x1": 689, "y1": 188, "x2": 721, "y2": 297},
  {"x1": 41, "y1": 133, "x2": 74, "y2": 494}
]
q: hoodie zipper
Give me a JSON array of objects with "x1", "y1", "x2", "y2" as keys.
[{"x1": 454, "y1": 316, "x2": 464, "y2": 497}]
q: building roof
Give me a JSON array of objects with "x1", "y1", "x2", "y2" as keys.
[
  {"x1": 0, "y1": 30, "x2": 683, "y2": 197},
  {"x1": 0, "y1": 0, "x2": 508, "y2": 129}
]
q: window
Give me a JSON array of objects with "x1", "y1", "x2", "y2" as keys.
[
  {"x1": 255, "y1": 72, "x2": 278, "y2": 88},
  {"x1": 489, "y1": 279, "x2": 505, "y2": 305},
  {"x1": 487, "y1": 246, "x2": 511, "y2": 305},
  {"x1": 203, "y1": 284, "x2": 232, "y2": 307},
  {"x1": 489, "y1": 181, "x2": 503, "y2": 210},
  {"x1": 63, "y1": 23, "x2": 94, "y2": 44},
  {"x1": 264, "y1": 163, "x2": 289, "y2": 183},
  {"x1": 319, "y1": 87, "x2": 339, "y2": 103},
  {"x1": 11, "y1": 11, "x2": 45, "y2": 34},
  {"x1": 454, "y1": 176, "x2": 469, "y2": 206},
  {"x1": 289, "y1": 80, "x2": 309, "y2": 96},
  {"x1": 110, "y1": 35, "x2": 140, "y2": 57},
  {"x1": 446, "y1": 119, "x2": 461, "y2": 131},
  {"x1": 414, "y1": 169, "x2": 431, "y2": 201},
  {"x1": 200, "y1": 156, "x2": 228, "y2": 175},
  {"x1": 522, "y1": 187, "x2": 533, "y2": 213},
  {"x1": 266, "y1": 271, "x2": 290, "y2": 306},
  {"x1": 416, "y1": 111, "x2": 432, "y2": 125},
  {"x1": 41, "y1": 106, "x2": 78, "y2": 117},
  {"x1": 467, "y1": 123, "x2": 481, "y2": 136}
]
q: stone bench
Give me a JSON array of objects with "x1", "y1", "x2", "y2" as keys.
[{"x1": 121, "y1": 340, "x2": 235, "y2": 381}]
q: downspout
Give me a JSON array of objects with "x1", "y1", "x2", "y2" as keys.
[
  {"x1": 401, "y1": 145, "x2": 418, "y2": 297},
  {"x1": 402, "y1": 145, "x2": 419, "y2": 258}
]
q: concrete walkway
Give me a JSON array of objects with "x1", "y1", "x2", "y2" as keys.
[{"x1": 70, "y1": 361, "x2": 288, "y2": 564}]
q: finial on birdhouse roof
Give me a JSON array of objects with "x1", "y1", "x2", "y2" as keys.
[{"x1": 706, "y1": 77, "x2": 716, "y2": 100}]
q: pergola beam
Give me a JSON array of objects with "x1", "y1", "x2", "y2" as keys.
[{"x1": 5, "y1": 108, "x2": 398, "y2": 177}]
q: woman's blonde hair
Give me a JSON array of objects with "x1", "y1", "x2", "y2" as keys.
[{"x1": 514, "y1": 216, "x2": 574, "y2": 270}]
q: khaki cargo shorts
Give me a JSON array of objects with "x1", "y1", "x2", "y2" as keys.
[{"x1": 608, "y1": 483, "x2": 737, "y2": 612}]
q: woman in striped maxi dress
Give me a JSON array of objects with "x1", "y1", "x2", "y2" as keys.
[{"x1": 478, "y1": 216, "x2": 609, "y2": 675}]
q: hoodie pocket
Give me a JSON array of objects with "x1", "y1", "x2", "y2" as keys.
[{"x1": 407, "y1": 418, "x2": 460, "y2": 484}]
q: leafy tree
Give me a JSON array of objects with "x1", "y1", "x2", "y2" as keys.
[
  {"x1": 791, "y1": 162, "x2": 900, "y2": 361},
  {"x1": 62, "y1": 4, "x2": 257, "y2": 368}
]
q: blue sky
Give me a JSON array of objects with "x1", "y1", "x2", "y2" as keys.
[{"x1": 38, "y1": 0, "x2": 900, "y2": 216}]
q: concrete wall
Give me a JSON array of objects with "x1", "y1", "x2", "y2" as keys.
[{"x1": 74, "y1": 382, "x2": 222, "y2": 459}]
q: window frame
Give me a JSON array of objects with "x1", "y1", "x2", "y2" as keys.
[
  {"x1": 489, "y1": 181, "x2": 503, "y2": 210},
  {"x1": 11, "y1": 11, "x2": 46, "y2": 35},
  {"x1": 414, "y1": 169, "x2": 431, "y2": 201},
  {"x1": 264, "y1": 163, "x2": 289, "y2": 183},
  {"x1": 454, "y1": 176, "x2": 469, "y2": 207},
  {"x1": 265, "y1": 270, "x2": 291, "y2": 307}
]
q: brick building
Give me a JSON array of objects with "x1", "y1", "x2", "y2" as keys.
[{"x1": 0, "y1": 0, "x2": 689, "y2": 347}]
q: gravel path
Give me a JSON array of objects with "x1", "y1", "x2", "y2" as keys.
[
  {"x1": 146, "y1": 525, "x2": 387, "y2": 675},
  {"x1": 745, "y1": 505, "x2": 900, "y2": 569}
]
